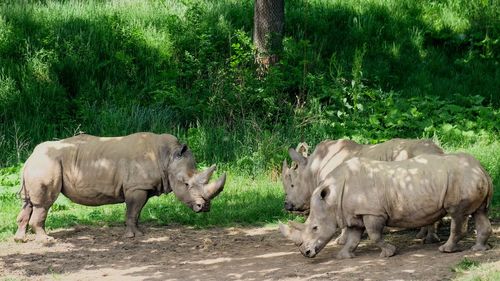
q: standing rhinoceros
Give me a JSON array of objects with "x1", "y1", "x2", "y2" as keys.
[
  {"x1": 280, "y1": 153, "x2": 492, "y2": 259},
  {"x1": 14, "y1": 133, "x2": 226, "y2": 242},
  {"x1": 282, "y1": 138, "x2": 444, "y2": 243}
]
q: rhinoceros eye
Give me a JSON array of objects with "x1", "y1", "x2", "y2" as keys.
[
  {"x1": 312, "y1": 226, "x2": 318, "y2": 232},
  {"x1": 185, "y1": 183, "x2": 189, "y2": 188},
  {"x1": 290, "y1": 184, "x2": 294, "y2": 188}
]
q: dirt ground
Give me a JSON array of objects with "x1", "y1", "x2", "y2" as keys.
[{"x1": 1, "y1": 220, "x2": 499, "y2": 281}]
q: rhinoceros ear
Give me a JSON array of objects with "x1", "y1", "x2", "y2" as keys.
[
  {"x1": 319, "y1": 186, "x2": 330, "y2": 200},
  {"x1": 175, "y1": 144, "x2": 188, "y2": 158},
  {"x1": 296, "y1": 142, "x2": 309, "y2": 157},
  {"x1": 289, "y1": 148, "x2": 307, "y2": 167},
  {"x1": 282, "y1": 160, "x2": 289, "y2": 176}
]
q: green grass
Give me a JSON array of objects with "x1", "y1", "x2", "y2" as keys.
[
  {"x1": 453, "y1": 259, "x2": 500, "y2": 281},
  {"x1": 453, "y1": 258, "x2": 481, "y2": 273},
  {"x1": 0, "y1": 0, "x2": 498, "y2": 239},
  {"x1": 1, "y1": 138, "x2": 499, "y2": 240},
  {"x1": 0, "y1": 168, "x2": 298, "y2": 240}
]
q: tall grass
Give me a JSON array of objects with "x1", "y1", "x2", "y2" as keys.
[{"x1": 0, "y1": 0, "x2": 498, "y2": 166}]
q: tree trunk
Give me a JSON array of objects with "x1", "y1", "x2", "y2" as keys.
[{"x1": 253, "y1": 0, "x2": 284, "y2": 70}]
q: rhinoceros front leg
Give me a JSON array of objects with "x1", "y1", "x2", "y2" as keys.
[
  {"x1": 334, "y1": 228, "x2": 348, "y2": 245},
  {"x1": 124, "y1": 190, "x2": 148, "y2": 238},
  {"x1": 363, "y1": 215, "x2": 396, "y2": 258},
  {"x1": 336, "y1": 227, "x2": 363, "y2": 259}
]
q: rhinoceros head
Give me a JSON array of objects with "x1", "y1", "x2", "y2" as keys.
[
  {"x1": 282, "y1": 146, "x2": 312, "y2": 212},
  {"x1": 167, "y1": 144, "x2": 226, "y2": 213},
  {"x1": 280, "y1": 185, "x2": 337, "y2": 258}
]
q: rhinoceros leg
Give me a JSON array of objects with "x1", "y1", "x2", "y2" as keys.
[
  {"x1": 337, "y1": 227, "x2": 363, "y2": 259},
  {"x1": 471, "y1": 204, "x2": 491, "y2": 251},
  {"x1": 363, "y1": 215, "x2": 396, "y2": 258},
  {"x1": 29, "y1": 205, "x2": 54, "y2": 242},
  {"x1": 14, "y1": 202, "x2": 33, "y2": 242},
  {"x1": 423, "y1": 222, "x2": 441, "y2": 244},
  {"x1": 124, "y1": 190, "x2": 148, "y2": 238},
  {"x1": 415, "y1": 227, "x2": 428, "y2": 240},
  {"x1": 438, "y1": 214, "x2": 466, "y2": 253},
  {"x1": 334, "y1": 228, "x2": 348, "y2": 245}
]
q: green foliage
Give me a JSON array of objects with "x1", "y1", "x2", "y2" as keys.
[
  {"x1": 452, "y1": 260, "x2": 500, "y2": 281},
  {"x1": 453, "y1": 261, "x2": 500, "y2": 281},
  {"x1": 0, "y1": 0, "x2": 498, "y2": 237},
  {"x1": 453, "y1": 258, "x2": 480, "y2": 273},
  {"x1": 0, "y1": 0, "x2": 498, "y2": 168}
]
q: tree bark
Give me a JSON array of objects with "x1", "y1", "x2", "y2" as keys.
[{"x1": 253, "y1": 0, "x2": 284, "y2": 70}]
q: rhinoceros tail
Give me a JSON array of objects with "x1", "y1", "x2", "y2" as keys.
[
  {"x1": 16, "y1": 170, "x2": 32, "y2": 209},
  {"x1": 484, "y1": 169, "x2": 493, "y2": 210}
]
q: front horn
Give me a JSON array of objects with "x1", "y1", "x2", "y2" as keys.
[{"x1": 203, "y1": 173, "x2": 226, "y2": 199}]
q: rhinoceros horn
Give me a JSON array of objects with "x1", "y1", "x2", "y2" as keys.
[
  {"x1": 279, "y1": 222, "x2": 303, "y2": 245},
  {"x1": 196, "y1": 165, "x2": 217, "y2": 184},
  {"x1": 203, "y1": 173, "x2": 226, "y2": 199}
]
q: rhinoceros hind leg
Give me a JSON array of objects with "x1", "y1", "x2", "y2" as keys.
[
  {"x1": 14, "y1": 202, "x2": 33, "y2": 243},
  {"x1": 415, "y1": 227, "x2": 427, "y2": 240},
  {"x1": 439, "y1": 214, "x2": 466, "y2": 253},
  {"x1": 471, "y1": 206, "x2": 491, "y2": 251},
  {"x1": 124, "y1": 189, "x2": 148, "y2": 238},
  {"x1": 29, "y1": 205, "x2": 54, "y2": 242},
  {"x1": 363, "y1": 215, "x2": 396, "y2": 258},
  {"x1": 423, "y1": 222, "x2": 441, "y2": 244},
  {"x1": 337, "y1": 227, "x2": 363, "y2": 259}
]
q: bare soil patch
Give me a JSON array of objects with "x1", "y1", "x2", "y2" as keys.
[{"x1": 1, "y1": 221, "x2": 499, "y2": 281}]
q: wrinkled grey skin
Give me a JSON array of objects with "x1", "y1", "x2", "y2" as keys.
[
  {"x1": 281, "y1": 138, "x2": 443, "y2": 243},
  {"x1": 14, "y1": 133, "x2": 226, "y2": 242},
  {"x1": 280, "y1": 153, "x2": 492, "y2": 259}
]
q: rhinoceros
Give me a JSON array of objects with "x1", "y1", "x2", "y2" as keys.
[
  {"x1": 282, "y1": 138, "x2": 444, "y2": 243},
  {"x1": 280, "y1": 153, "x2": 492, "y2": 259},
  {"x1": 14, "y1": 133, "x2": 226, "y2": 242}
]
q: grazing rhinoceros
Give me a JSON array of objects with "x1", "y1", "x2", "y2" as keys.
[
  {"x1": 14, "y1": 133, "x2": 226, "y2": 242},
  {"x1": 282, "y1": 138, "x2": 444, "y2": 243},
  {"x1": 280, "y1": 153, "x2": 492, "y2": 259}
]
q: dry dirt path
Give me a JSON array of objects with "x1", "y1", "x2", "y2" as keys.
[{"x1": 1, "y1": 221, "x2": 499, "y2": 281}]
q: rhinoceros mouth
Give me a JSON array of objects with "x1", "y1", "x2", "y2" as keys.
[{"x1": 191, "y1": 201, "x2": 211, "y2": 213}]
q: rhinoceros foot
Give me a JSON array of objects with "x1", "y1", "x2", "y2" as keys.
[
  {"x1": 471, "y1": 243, "x2": 490, "y2": 251},
  {"x1": 336, "y1": 250, "x2": 355, "y2": 259},
  {"x1": 423, "y1": 233, "x2": 440, "y2": 244},
  {"x1": 14, "y1": 234, "x2": 27, "y2": 243},
  {"x1": 379, "y1": 244, "x2": 396, "y2": 257},
  {"x1": 124, "y1": 228, "x2": 144, "y2": 238},
  {"x1": 438, "y1": 243, "x2": 460, "y2": 253},
  {"x1": 415, "y1": 228, "x2": 427, "y2": 239},
  {"x1": 35, "y1": 234, "x2": 55, "y2": 244}
]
